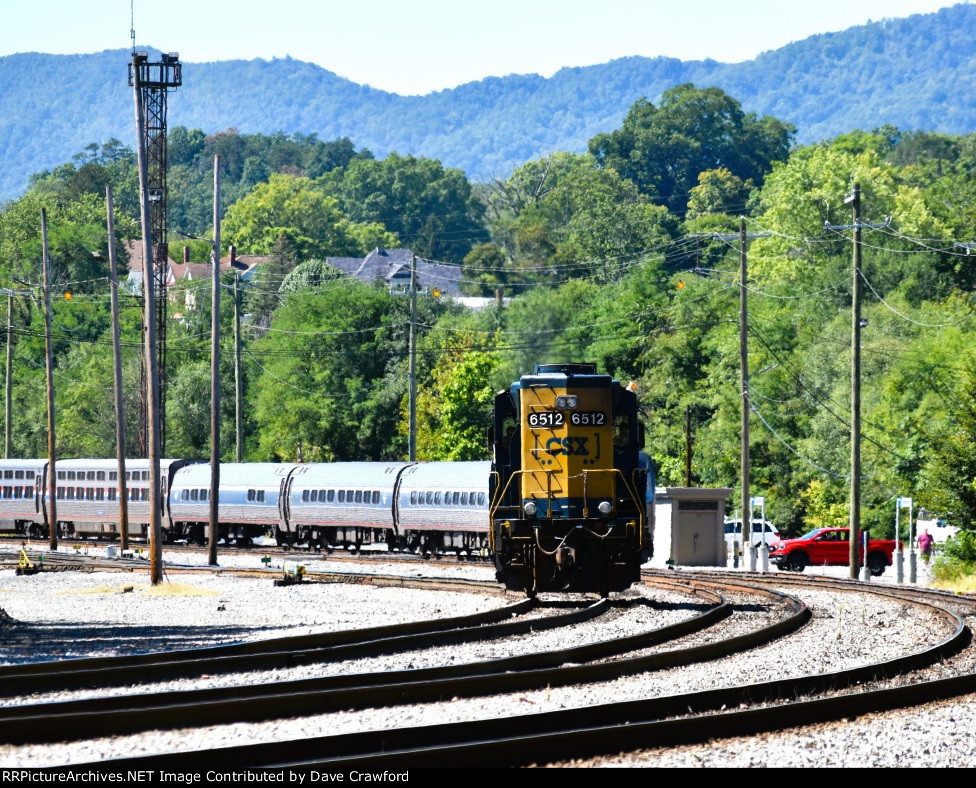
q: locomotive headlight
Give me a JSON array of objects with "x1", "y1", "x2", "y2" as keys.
[
  {"x1": 523, "y1": 501, "x2": 538, "y2": 517},
  {"x1": 598, "y1": 501, "x2": 613, "y2": 516},
  {"x1": 554, "y1": 395, "x2": 578, "y2": 410}
]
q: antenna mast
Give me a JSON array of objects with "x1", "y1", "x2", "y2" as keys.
[{"x1": 128, "y1": 49, "x2": 181, "y2": 453}]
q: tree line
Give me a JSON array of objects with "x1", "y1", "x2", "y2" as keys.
[{"x1": 3, "y1": 83, "x2": 976, "y2": 539}]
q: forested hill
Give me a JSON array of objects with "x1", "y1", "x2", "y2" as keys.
[{"x1": 3, "y1": 2, "x2": 976, "y2": 200}]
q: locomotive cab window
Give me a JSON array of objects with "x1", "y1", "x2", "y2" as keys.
[{"x1": 613, "y1": 415, "x2": 630, "y2": 447}]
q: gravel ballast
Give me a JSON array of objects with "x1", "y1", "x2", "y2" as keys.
[{"x1": 0, "y1": 544, "x2": 972, "y2": 768}]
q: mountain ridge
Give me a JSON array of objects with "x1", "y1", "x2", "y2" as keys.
[{"x1": 2, "y1": 3, "x2": 975, "y2": 200}]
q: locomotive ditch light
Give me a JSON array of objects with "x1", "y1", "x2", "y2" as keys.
[
  {"x1": 598, "y1": 501, "x2": 613, "y2": 516},
  {"x1": 555, "y1": 395, "x2": 578, "y2": 410},
  {"x1": 523, "y1": 501, "x2": 538, "y2": 517}
]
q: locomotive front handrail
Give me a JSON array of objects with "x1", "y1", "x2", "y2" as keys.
[{"x1": 488, "y1": 467, "x2": 646, "y2": 549}]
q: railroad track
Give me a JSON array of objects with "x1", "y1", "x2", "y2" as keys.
[{"x1": 5, "y1": 565, "x2": 974, "y2": 769}]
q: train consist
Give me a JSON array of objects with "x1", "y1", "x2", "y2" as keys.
[
  {"x1": 0, "y1": 457, "x2": 491, "y2": 558},
  {"x1": 0, "y1": 363, "x2": 653, "y2": 596},
  {"x1": 490, "y1": 363, "x2": 652, "y2": 596}
]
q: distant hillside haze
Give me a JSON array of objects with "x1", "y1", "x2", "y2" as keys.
[{"x1": 2, "y1": 2, "x2": 976, "y2": 201}]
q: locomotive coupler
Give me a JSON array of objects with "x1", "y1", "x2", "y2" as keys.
[{"x1": 556, "y1": 546, "x2": 576, "y2": 568}]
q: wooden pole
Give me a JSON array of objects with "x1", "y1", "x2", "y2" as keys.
[
  {"x1": 4, "y1": 290, "x2": 12, "y2": 459},
  {"x1": 739, "y1": 217, "x2": 751, "y2": 556},
  {"x1": 132, "y1": 53, "x2": 163, "y2": 584},
  {"x1": 848, "y1": 183, "x2": 862, "y2": 580},
  {"x1": 209, "y1": 155, "x2": 221, "y2": 566},
  {"x1": 105, "y1": 186, "x2": 130, "y2": 550},
  {"x1": 233, "y1": 247, "x2": 243, "y2": 463},
  {"x1": 40, "y1": 208, "x2": 57, "y2": 552},
  {"x1": 408, "y1": 252, "x2": 417, "y2": 462},
  {"x1": 685, "y1": 404, "x2": 692, "y2": 487}
]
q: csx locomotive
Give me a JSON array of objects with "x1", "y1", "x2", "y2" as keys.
[{"x1": 489, "y1": 363, "x2": 652, "y2": 597}]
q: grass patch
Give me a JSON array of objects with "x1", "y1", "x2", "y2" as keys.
[{"x1": 58, "y1": 583, "x2": 219, "y2": 598}]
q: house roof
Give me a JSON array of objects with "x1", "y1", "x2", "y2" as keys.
[
  {"x1": 325, "y1": 248, "x2": 463, "y2": 296},
  {"x1": 123, "y1": 239, "x2": 176, "y2": 273}
]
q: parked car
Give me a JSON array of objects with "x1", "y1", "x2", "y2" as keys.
[{"x1": 724, "y1": 519, "x2": 781, "y2": 550}]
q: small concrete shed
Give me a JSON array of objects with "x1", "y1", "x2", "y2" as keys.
[{"x1": 649, "y1": 487, "x2": 733, "y2": 568}]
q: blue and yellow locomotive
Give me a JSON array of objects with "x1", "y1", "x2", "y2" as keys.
[{"x1": 489, "y1": 363, "x2": 652, "y2": 596}]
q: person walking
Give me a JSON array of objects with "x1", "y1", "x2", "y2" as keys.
[{"x1": 918, "y1": 528, "x2": 934, "y2": 564}]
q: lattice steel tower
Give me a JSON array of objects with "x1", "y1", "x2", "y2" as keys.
[{"x1": 129, "y1": 51, "x2": 181, "y2": 452}]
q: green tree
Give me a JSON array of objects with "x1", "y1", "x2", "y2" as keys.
[
  {"x1": 588, "y1": 84, "x2": 794, "y2": 214},
  {"x1": 685, "y1": 168, "x2": 752, "y2": 220},
  {"x1": 221, "y1": 173, "x2": 393, "y2": 260},
  {"x1": 414, "y1": 350, "x2": 496, "y2": 460},
  {"x1": 249, "y1": 280, "x2": 403, "y2": 461},
  {"x1": 320, "y1": 153, "x2": 488, "y2": 260}
]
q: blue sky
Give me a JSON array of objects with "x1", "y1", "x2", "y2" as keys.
[{"x1": 2, "y1": 0, "x2": 966, "y2": 95}]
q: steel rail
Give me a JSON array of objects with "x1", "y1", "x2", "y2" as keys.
[
  {"x1": 0, "y1": 583, "x2": 799, "y2": 745},
  {"x1": 83, "y1": 589, "x2": 965, "y2": 770},
  {"x1": 0, "y1": 595, "x2": 613, "y2": 695}
]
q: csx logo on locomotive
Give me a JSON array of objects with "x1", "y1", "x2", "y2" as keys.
[{"x1": 543, "y1": 436, "x2": 590, "y2": 456}]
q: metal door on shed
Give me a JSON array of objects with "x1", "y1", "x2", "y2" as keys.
[{"x1": 674, "y1": 499, "x2": 722, "y2": 566}]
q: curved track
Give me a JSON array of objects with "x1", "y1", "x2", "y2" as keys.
[{"x1": 4, "y1": 560, "x2": 974, "y2": 769}]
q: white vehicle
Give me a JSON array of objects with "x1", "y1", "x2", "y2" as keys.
[{"x1": 724, "y1": 518, "x2": 781, "y2": 550}]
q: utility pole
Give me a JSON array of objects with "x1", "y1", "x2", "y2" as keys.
[
  {"x1": 408, "y1": 253, "x2": 417, "y2": 462},
  {"x1": 132, "y1": 52, "x2": 163, "y2": 584},
  {"x1": 40, "y1": 209, "x2": 57, "y2": 552},
  {"x1": 739, "y1": 217, "x2": 750, "y2": 563},
  {"x1": 684, "y1": 405, "x2": 692, "y2": 486},
  {"x1": 209, "y1": 155, "x2": 221, "y2": 566},
  {"x1": 4, "y1": 290, "x2": 12, "y2": 459},
  {"x1": 233, "y1": 246, "x2": 243, "y2": 463},
  {"x1": 848, "y1": 185, "x2": 862, "y2": 580},
  {"x1": 105, "y1": 186, "x2": 130, "y2": 550},
  {"x1": 825, "y1": 185, "x2": 887, "y2": 580},
  {"x1": 711, "y1": 221, "x2": 769, "y2": 570}
]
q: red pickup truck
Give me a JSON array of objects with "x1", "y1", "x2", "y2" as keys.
[{"x1": 768, "y1": 527, "x2": 901, "y2": 576}]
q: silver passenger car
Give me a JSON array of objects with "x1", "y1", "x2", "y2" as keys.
[
  {"x1": 170, "y1": 462, "x2": 299, "y2": 545},
  {"x1": 396, "y1": 461, "x2": 490, "y2": 554},
  {"x1": 52, "y1": 458, "x2": 192, "y2": 539},
  {"x1": 0, "y1": 459, "x2": 47, "y2": 537},
  {"x1": 282, "y1": 461, "x2": 413, "y2": 549}
]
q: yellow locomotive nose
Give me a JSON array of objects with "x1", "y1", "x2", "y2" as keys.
[{"x1": 489, "y1": 362, "x2": 651, "y2": 597}]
